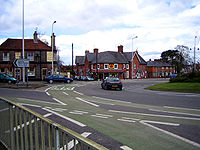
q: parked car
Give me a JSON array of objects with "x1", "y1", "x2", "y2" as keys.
[
  {"x1": 101, "y1": 77, "x2": 122, "y2": 90},
  {"x1": 45, "y1": 74, "x2": 73, "y2": 84},
  {"x1": 0, "y1": 73, "x2": 18, "y2": 84},
  {"x1": 85, "y1": 76, "x2": 94, "y2": 81},
  {"x1": 170, "y1": 74, "x2": 178, "y2": 78}
]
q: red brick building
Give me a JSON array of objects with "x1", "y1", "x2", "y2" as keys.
[
  {"x1": 0, "y1": 31, "x2": 57, "y2": 80},
  {"x1": 75, "y1": 45, "x2": 148, "y2": 79},
  {"x1": 147, "y1": 59, "x2": 175, "y2": 78}
]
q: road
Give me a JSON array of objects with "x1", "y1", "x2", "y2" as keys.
[
  {"x1": 75, "y1": 78, "x2": 200, "y2": 109},
  {"x1": 0, "y1": 79, "x2": 200, "y2": 150}
]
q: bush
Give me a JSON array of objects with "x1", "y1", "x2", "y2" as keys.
[{"x1": 170, "y1": 71, "x2": 200, "y2": 83}]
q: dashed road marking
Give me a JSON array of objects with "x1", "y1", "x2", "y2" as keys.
[
  {"x1": 60, "y1": 132, "x2": 91, "y2": 150},
  {"x1": 164, "y1": 106, "x2": 200, "y2": 112},
  {"x1": 43, "y1": 107, "x2": 86, "y2": 127},
  {"x1": 92, "y1": 96, "x2": 131, "y2": 104},
  {"x1": 52, "y1": 98, "x2": 67, "y2": 105},
  {"x1": 73, "y1": 91, "x2": 84, "y2": 95},
  {"x1": 69, "y1": 110, "x2": 88, "y2": 115},
  {"x1": 63, "y1": 92, "x2": 69, "y2": 96},
  {"x1": 91, "y1": 113, "x2": 113, "y2": 119},
  {"x1": 76, "y1": 97, "x2": 99, "y2": 107},
  {"x1": 120, "y1": 145, "x2": 133, "y2": 150},
  {"x1": 142, "y1": 120, "x2": 180, "y2": 126},
  {"x1": 117, "y1": 119, "x2": 136, "y2": 123}
]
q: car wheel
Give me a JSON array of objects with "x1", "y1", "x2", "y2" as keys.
[
  {"x1": 119, "y1": 87, "x2": 122, "y2": 91},
  {"x1": 49, "y1": 80, "x2": 53, "y2": 84},
  {"x1": 66, "y1": 80, "x2": 70, "y2": 84},
  {"x1": 104, "y1": 85, "x2": 108, "y2": 90},
  {"x1": 8, "y1": 80, "x2": 11, "y2": 84}
]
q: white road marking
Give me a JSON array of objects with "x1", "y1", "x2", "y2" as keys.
[
  {"x1": 91, "y1": 115, "x2": 108, "y2": 119},
  {"x1": 63, "y1": 92, "x2": 69, "y2": 95},
  {"x1": 69, "y1": 110, "x2": 89, "y2": 115},
  {"x1": 164, "y1": 106, "x2": 200, "y2": 112},
  {"x1": 92, "y1": 96, "x2": 131, "y2": 104},
  {"x1": 117, "y1": 119, "x2": 136, "y2": 123},
  {"x1": 109, "y1": 110, "x2": 200, "y2": 121},
  {"x1": 142, "y1": 120, "x2": 180, "y2": 126},
  {"x1": 149, "y1": 108, "x2": 200, "y2": 117},
  {"x1": 14, "y1": 113, "x2": 51, "y2": 131},
  {"x1": 120, "y1": 145, "x2": 133, "y2": 150},
  {"x1": 76, "y1": 97, "x2": 99, "y2": 107},
  {"x1": 121, "y1": 117, "x2": 140, "y2": 121},
  {"x1": 18, "y1": 103, "x2": 41, "y2": 108},
  {"x1": 60, "y1": 132, "x2": 91, "y2": 150},
  {"x1": 91, "y1": 113, "x2": 113, "y2": 119},
  {"x1": 45, "y1": 87, "x2": 51, "y2": 96},
  {"x1": 17, "y1": 98, "x2": 62, "y2": 105},
  {"x1": 73, "y1": 91, "x2": 84, "y2": 95},
  {"x1": 42, "y1": 107, "x2": 86, "y2": 127},
  {"x1": 93, "y1": 101, "x2": 115, "y2": 105},
  {"x1": 60, "y1": 87, "x2": 65, "y2": 90},
  {"x1": 52, "y1": 98, "x2": 67, "y2": 105},
  {"x1": 140, "y1": 121, "x2": 200, "y2": 148}
]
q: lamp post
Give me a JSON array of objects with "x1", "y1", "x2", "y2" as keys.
[
  {"x1": 190, "y1": 36, "x2": 199, "y2": 72},
  {"x1": 131, "y1": 36, "x2": 138, "y2": 79},
  {"x1": 51, "y1": 21, "x2": 56, "y2": 75},
  {"x1": 22, "y1": 0, "x2": 25, "y2": 84}
]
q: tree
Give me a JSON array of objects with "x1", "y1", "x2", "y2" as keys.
[
  {"x1": 161, "y1": 50, "x2": 184, "y2": 73},
  {"x1": 175, "y1": 45, "x2": 192, "y2": 65}
]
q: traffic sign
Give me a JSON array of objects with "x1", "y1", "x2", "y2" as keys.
[{"x1": 13, "y1": 59, "x2": 29, "y2": 68}]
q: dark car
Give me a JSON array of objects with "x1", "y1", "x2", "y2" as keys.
[
  {"x1": 45, "y1": 74, "x2": 73, "y2": 84},
  {"x1": 101, "y1": 77, "x2": 122, "y2": 90},
  {"x1": 0, "y1": 73, "x2": 18, "y2": 84}
]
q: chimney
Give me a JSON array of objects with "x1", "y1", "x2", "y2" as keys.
[
  {"x1": 33, "y1": 31, "x2": 38, "y2": 43},
  {"x1": 94, "y1": 48, "x2": 98, "y2": 53},
  {"x1": 51, "y1": 33, "x2": 56, "y2": 49},
  {"x1": 85, "y1": 50, "x2": 90, "y2": 54},
  {"x1": 118, "y1": 45, "x2": 123, "y2": 53}
]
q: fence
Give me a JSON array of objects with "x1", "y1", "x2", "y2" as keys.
[{"x1": 0, "y1": 98, "x2": 108, "y2": 150}]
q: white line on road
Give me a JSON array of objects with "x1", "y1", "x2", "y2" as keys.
[
  {"x1": 92, "y1": 96, "x2": 131, "y2": 104},
  {"x1": 142, "y1": 120, "x2": 180, "y2": 126},
  {"x1": 91, "y1": 115, "x2": 108, "y2": 119},
  {"x1": 73, "y1": 91, "x2": 84, "y2": 95},
  {"x1": 120, "y1": 145, "x2": 133, "y2": 150},
  {"x1": 149, "y1": 108, "x2": 200, "y2": 117},
  {"x1": 117, "y1": 119, "x2": 136, "y2": 123},
  {"x1": 140, "y1": 121, "x2": 200, "y2": 148},
  {"x1": 18, "y1": 103, "x2": 41, "y2": 108},
  {"x1": 164, "y1": 106, "x2": 200, "y2": 112},
  {"x1": 109, "y1": 110, "x2": 200, "y2": 121},
  {"x1": 63, "y1": 92, "x2": 69, "y2": 95},
  {"x1": 60, "y1": 132, "x2": 91, "y2": 150},
  {"x1": 42, "y1": 107, "x2": 86, "y2": 127},
  {"x1": 76, "y1": 97, "x2": 99, "y2": 107},
  {"x1": 52, "y1": 98, "x2": 67, "y2": 105},
  {"x1": 17, "y1": 98, "x2": 62, "y2": 105}
]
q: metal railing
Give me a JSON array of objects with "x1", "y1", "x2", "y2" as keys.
[{"x1": 0, "y1": 98, "x2": 108, "y2": 150}]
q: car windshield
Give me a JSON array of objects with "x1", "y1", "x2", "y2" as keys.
[{"x1": 107, "y1": 77, "x2": 120, "y2": 82}]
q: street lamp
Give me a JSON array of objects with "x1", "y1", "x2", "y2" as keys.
[
  {"x1": 190, "y1": 36, "x2": 199, "y2": 72},
  {"x1": 51, "y1": 21, "x2": 56, "y2": 75},
  {"x1": 131, "y1": 36, "x2": 138, "y2": 79}
]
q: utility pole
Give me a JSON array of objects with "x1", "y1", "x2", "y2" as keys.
[
  {"x1": 72, "y1": 43, "x2": 74, "y2": 77},
  {"x1": 22, "y1": 0, "x2": 25, "y2": 84}
]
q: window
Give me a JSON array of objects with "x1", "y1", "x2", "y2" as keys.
[
  {"x1": 97, "y1": 64, "x2": 100, "y2": 69},
  {"x1": 91, "y1": 64, "x2": 93, "y2": 69},
  {"x1": 166, "y1": 67, "x2": 168, "y2": 69},
  {"x1": 15, "y1": 52, "x2": 21, "y2": 59},
  {"x1": 126, "y1": 71, "x2": 129, "y2": 78},
  {"x1": 134, "y1": 63, "x2": 136, "y2": 69},
  {"x1": 3, "y1": 52, "x2": 9, "y2": 61},
  {"x1": 114, "y1": 64, "x2": 118, "y2": 69},
  {"x1": 27, "y1": 52, "x2": 34, "y2": 61},
  {"x1": 104, "y1": 64, "x2": 109, "y2": 69},
  {"x1": 126, "y1": 64, "x2": 129, "y2": 69},
  {"x1": 123, "y1": 64, "x2": 125, "y2": 69}
]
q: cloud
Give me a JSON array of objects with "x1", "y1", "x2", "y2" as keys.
[{"x1": 1, "y1": 0, "x2": 200, "y2": 64}]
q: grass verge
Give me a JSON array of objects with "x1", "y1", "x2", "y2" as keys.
[{"x1": 147, "y1": 82, "x2": 200, "y2": 93}]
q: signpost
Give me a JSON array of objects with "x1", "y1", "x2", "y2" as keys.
[
  {"x1": 13, "y1": 59, "x2": 29, "y2": 68},
  {"x1": 13, "y1": 59, "x2": 30, "y2": 86}
]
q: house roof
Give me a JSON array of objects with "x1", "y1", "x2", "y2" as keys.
[
  {"x1": 86, "y1": 51, "x2": 129, "y2": 64},
  {"x1": 76, "y1": 51, "x2": 147, "y2": 65},
  {"x1": 0, "y1": 38, "x2": 52, "y2": 51},
  {"x1": 147, "y1": 61, "x2": 173, "y2": 67}
]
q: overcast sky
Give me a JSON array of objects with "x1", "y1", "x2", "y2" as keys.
[{"x1": 1, "y1": 0, "x2": 200, "y2": 65}]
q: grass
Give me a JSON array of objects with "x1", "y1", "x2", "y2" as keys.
[{"x1": 147, "y1": 82, "x2": 200, "y2": 93}]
